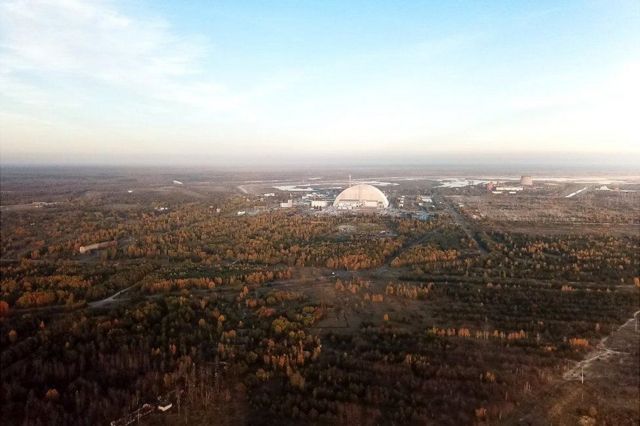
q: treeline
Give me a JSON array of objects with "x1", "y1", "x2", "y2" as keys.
[
  {"x1": 1, "y1": 263, "x2": 155, "y2": 309},
  {"x1": 142, "y1": 268, "x2": 292, "y2": 293}
]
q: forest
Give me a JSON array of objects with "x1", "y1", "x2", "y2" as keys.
[{"x1": 1, "y1": 182, "x2": 639, "y2": 425}]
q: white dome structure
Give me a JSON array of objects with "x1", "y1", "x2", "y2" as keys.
[{"x1": 333, "y1": 184, "x2": 389, "y2": 209}]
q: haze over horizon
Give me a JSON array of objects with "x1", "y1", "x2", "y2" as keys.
[{"x1": 1, "y1": 0, "x2": 639, "y2": 167}]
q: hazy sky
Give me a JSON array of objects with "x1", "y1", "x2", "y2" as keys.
[{"x1": 1, "y1": 0, "x2": 639, "y2": 166}]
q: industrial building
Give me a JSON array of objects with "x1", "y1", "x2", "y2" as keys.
[
  {"x1": 496, "y1": 185, "x2": 523, "y2": 192},
  {"x1": 311, "y1": 200, "x2": 329, "y2": 208},
  {"x1": 520, "y1": 176, "x2": 533, "y2": 186},
  {"x1": 333, "y1": 184, "x2": 389, "y2": 209}
]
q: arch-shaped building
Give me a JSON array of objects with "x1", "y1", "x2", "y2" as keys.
[{"x1": 333, "y1": 184, "x2": 389, "y2": 209}]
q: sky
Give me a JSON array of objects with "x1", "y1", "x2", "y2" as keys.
[{"x1": 0, "y1": 0, "x2": 639, "y2": 167}]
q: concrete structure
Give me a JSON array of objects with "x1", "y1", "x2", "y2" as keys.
[
  {"x1": 333, "y1": 184, "x2": 389, "y2": 209},
  {"x1": 520, "y1": 176, "x2": 533, "y2": 186},
  {"x1": 496, "y1": 186, "x2": 523, "y2": 192},
  {"x1": 311, "y1": 200, "x2": 329, "y2": 208},
  {"x1": 79, "y1": 240, "x2": 117, "y2": 254},
  {"x1": 280, "y1": 199, "x2": 293, "y2": 208}
]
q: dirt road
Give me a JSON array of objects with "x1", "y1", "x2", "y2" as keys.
[
  {"x1": 504, "y1": 308, "x2": 640, "y2": 425},
  {"x1": 88, "y1": 284, "x2": 137, "y2": 308},
  {"x1": 436, "y1": 195, "x2": 489, "y2": 255}
]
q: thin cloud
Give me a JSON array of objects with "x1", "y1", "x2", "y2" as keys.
[{"x1": 0, "y1": 0, "x2": 242, "y2": 112}]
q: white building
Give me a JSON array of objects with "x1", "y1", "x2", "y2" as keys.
[
  {"x1": 496, "y1": 186, "x2": 523, "y2": 192},
  {"x1": 333, "y1": 184, "x2": 389, "y2": 209},
  {"x1": 311, "y1": 200, "x2": 329, "y2": 208}
]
